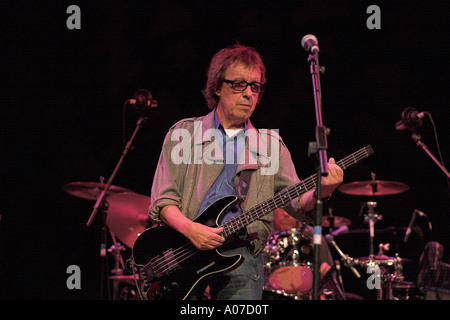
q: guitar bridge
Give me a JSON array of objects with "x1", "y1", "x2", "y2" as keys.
[
  {"x1": 140, "y1": 249, "x2": 180, "y2": 285},
  {"x1": 141, "y1": 261, "x2": 156, "y2": 284}
]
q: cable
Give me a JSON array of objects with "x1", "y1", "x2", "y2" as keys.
[
  {"x1": 129, "y1": 257, "x2": 145, "y2": 300},
  {"x1": 424, "y1": 112, "x2": 450, "y2": 189},
  {"x1": 122, "y1": 100, "x2": 128, "y2": 151}
]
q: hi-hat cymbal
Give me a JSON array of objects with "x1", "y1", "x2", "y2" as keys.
[
  {"x1": 322, "y1": 215, "x2": 352, "y2": 228},
  {"x1": 338, "y1": 180, "x2": 409, "y2": 196},
  {"x1": 106, "y1": 192, "x2": 151, "y2": 248},
  {"x1": 63, "y1": 181, "x2": 133, "y2": 200}
]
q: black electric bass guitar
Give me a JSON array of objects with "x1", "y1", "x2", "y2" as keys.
[{"x1": 132, "y1": 145, "x2": 374, "y2": 300}]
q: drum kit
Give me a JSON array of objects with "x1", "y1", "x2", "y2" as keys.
[
  {"x1": 63, "y1": 181, "x2": 151, "y2": 299},
  {"x1": 262, "y1": 173, "x2": 417, "y2": 300},
  {"x1": 63, "y1": 174, "x2": 416, "y2": 300}
]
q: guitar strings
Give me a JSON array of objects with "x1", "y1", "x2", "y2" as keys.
[
  {"x1": 222, "y1": 146, "x2": 371, "y2": 235},
  {"x1": 151, "y1": 243, "x2": 198, "y2": 276}
]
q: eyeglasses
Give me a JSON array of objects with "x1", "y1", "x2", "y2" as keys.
[{"x1": 223, "y1": 79, "x2": 266, "y2": 93}]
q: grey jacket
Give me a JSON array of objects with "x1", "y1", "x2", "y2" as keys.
[{"x1": 148, "y1": 109, "x2": 306, "y2": 251}]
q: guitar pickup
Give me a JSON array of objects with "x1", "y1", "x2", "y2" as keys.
[{"x1": 162, "y1": 250, "x2": 177, "y2": 271}]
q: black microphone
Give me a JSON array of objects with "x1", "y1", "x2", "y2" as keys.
[
  {"x1": 395, "y1": 107, "x2": 425, "y2": 131},
  {"x1": 403, "y1": 209, "x2": 423, "y2": 243},
  {"x1": 127, "y1": 89, "x2": 158, "y2": 114},
  {"x1": 301, "y1": 34, "x2": 319, "y2": 54}
]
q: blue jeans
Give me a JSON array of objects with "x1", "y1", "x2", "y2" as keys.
[{"x1": 207, "y1": 246, "x2": 264, "y2": 300}]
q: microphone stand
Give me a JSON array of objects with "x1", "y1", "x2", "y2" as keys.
[
  {"x1": 86, "y1": 108, "x2": 150, "y2": 299},
  {"x1": 411, "y1": 132, "x2": 450, "y2": 179},
  {"x1": 306, "y1": 50, "x2": 329, "y2": 300}
]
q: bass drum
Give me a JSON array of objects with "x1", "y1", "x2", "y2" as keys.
[{"x1": 263, "y1": 228, "x2": 313, "y2": 297}]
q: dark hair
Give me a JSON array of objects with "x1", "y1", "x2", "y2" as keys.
[{"x1": 202, "y1": 44, "x2": 267, "y2": 109}]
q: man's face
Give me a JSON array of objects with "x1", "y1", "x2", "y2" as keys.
[{"x1": 215, "y1": 62, "x2": 262, "y2": 129}]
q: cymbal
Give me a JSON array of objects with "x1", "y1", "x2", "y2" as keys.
[
  {"x1": 106, "y1": 192, "x2": 151, "y2": 248},
  {"x1": 356, "y1": 255, "x2": 412, "y2": 264},
  {"x1": 338, "y1": 180, "x2": 409, "y2": 196},
  {"x1": 63, "y1": 181, "x2": 133, "y2": 200},
  {"x1": 322, "y1": 215, "x2": 351, "y2": 228}
]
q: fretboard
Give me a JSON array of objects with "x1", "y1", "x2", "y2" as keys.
[{"x1": 221, "y1": 144, "x2": 374, "y2": 238}]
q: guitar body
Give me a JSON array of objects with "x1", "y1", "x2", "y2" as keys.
[{"x1": 132, "y1": 196, "x2": 244, "y2": 300}]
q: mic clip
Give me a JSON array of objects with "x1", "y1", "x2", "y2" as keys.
[{"x1": 128, "y1": 89, "x2": 158, "y2": 115}]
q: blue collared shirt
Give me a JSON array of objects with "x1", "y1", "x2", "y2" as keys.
[{"x1": 197, "y1": 110, "x2": 248, "y2": 224}]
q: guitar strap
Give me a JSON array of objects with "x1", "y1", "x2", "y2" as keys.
[
  {"x1": 236, "y1": 169, "x2": 252, "y2": 208},
  {"x1": 235, "y1": 169, "x2": 265, "y2": 256}
]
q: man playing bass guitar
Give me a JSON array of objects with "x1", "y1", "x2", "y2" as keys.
[{"x1": 144, "y1": 44, "x2": 344, "y2": 300}]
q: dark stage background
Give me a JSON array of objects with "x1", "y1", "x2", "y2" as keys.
[{"x1": 1, "y1": 1, "x2": 449, "y2": 300}]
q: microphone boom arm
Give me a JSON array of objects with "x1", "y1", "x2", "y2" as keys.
[
  {"x1": 86, "y1": 115, "x2": 147, "y2": 227},
  {"x1": 411, "y1": 132, "x2": 450, "y2": 179}
]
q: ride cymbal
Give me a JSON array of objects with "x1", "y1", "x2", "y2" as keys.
[
  {"x1": 338, "y1": 180, "x2": 409, "y2": 196},
  {"x1": 63, "y1": 181, "x2": 133, "y2": 200}
]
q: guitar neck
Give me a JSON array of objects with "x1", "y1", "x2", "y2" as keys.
[{"x1": 221, "y1": 144, "x2": 374, "y2": 238}]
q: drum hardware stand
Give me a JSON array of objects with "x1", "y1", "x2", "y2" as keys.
[
  {"x1": 99, "y1": 199, "x2": 109, "y2": 299},
  {"x1": 325, "y1": 233, "x2": 361, "y2": 280},
  {"x1": 363, "y1": 200, "x2": 382, "y2": 258},
  {"x1": 99, "y1": 200, "x2": 129, "y2": 300},
  {"x1": 316, "y1": 260, "x2": 348, "y2": 300},
  {"x1": 108, "y1": 230, "x2": 126, "y2": 300},
  {"x1": 324, "y1": 236, "x2": 360, "y2": 300},
  {"x1": 370, "y1": 245, "x2": 405, "y2": 300},
  {"x1": 326, "y1": 207, "x2": 335, "y2": 230},
  {"x1": 323, "y1": 209, "x2": 351, "y2": 299}
]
